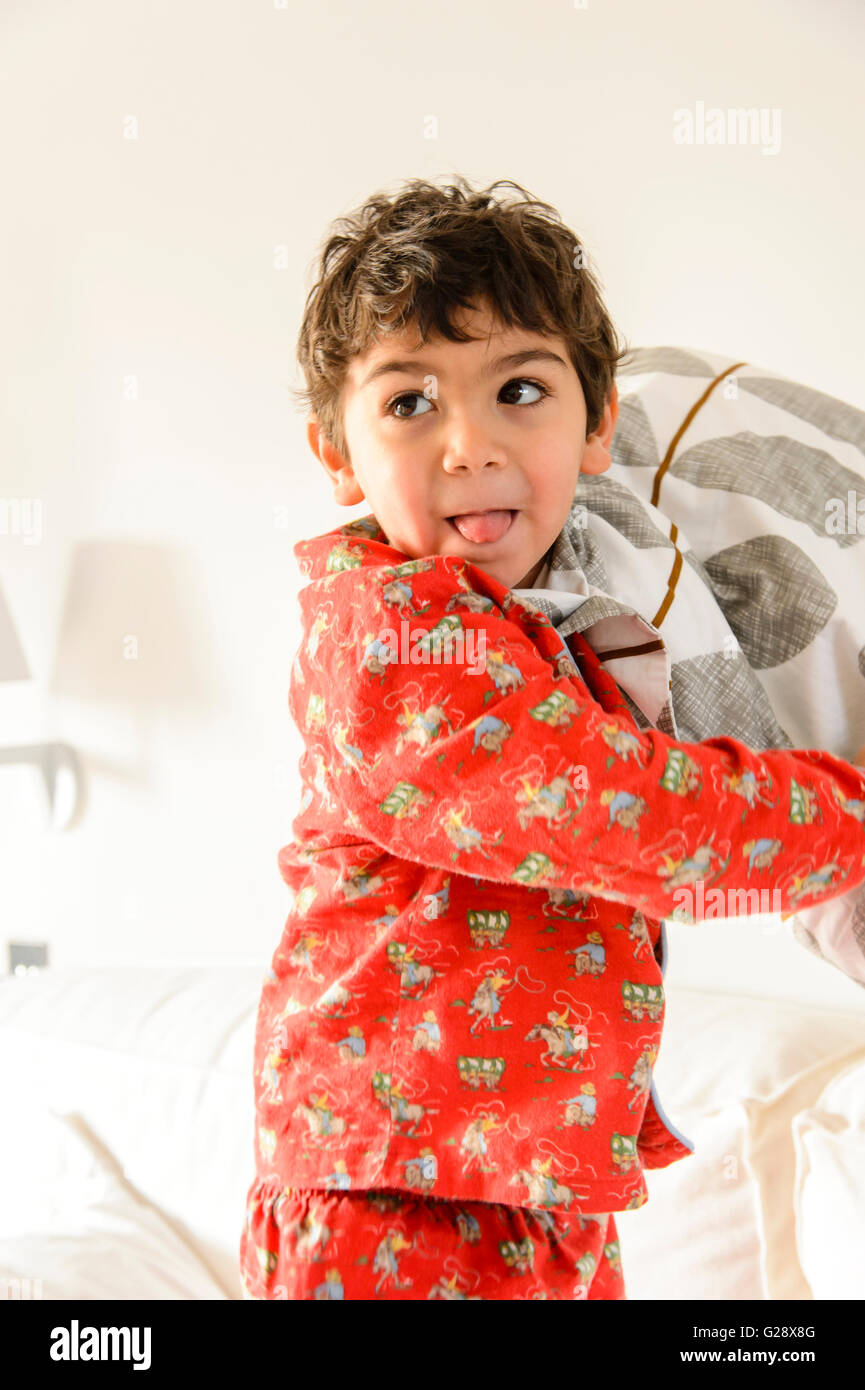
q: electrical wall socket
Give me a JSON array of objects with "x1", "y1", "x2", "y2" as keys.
[{"x1": 8, "y1": 942, "x2": 49, "y2": 974}]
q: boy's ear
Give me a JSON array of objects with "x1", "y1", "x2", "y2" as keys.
[
  {"x1": 580, "y1": 382, "x2": 619, "y2": 475},
  {"x1": 306, "y1": 416, "x2": 365, "y2": 506}
]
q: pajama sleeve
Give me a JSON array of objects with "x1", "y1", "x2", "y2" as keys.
[{"x1": 295, "y1": 552, "x2": 865, "y2": 924}]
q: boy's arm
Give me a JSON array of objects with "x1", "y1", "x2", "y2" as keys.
[
  {"x1": 785, "y1": 882, "x2": 865, "y2": 989},
  {"x1": 297, "y1": 553, "x2": 865, "y2": 924},
  {"x1": 782, "y1": 743, "x2": 865, "y2": 989}
]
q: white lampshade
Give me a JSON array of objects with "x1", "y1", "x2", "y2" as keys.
[
  {"x1": 48, "y1": 540, "x2": 214, "y2": 715},
  {"x1": 0, "y1": 583, "x2": 30, "y2": 682}
]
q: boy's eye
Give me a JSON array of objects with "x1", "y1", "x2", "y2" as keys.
[
  {"x1": 498, "y1": 378, "x2": 548, "y2": 407},
  {"x1": 385, "y1": 377, "x2": 549, "y2": 420},
  {"x1": 388, "y1": 392, "x2": 434, "y2": 420}
]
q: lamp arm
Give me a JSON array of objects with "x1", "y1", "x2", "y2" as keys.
[{"x1": 0, "y1": 742, "x2": 83, "y2": 828}]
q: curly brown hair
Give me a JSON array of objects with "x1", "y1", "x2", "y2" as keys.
[{"x1": 291, "y1": 175, "x2": 629, "y2": 464}]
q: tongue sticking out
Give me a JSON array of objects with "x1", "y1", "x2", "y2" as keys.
[{"x1": 451, "y1": 510, "x2": 513, "y2": 543}]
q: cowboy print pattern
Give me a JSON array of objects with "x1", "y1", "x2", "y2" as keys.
[
  {"x1": 240, "y1": 1182, "x2": 624, "y2": 1300},
  {"x1": 240, "y1": 514, "x2": 865, "y2": 1295}
]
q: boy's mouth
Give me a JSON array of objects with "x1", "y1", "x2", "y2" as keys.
[{"x1": 446, "y1": 509, "x2": 516, "y2": 544}]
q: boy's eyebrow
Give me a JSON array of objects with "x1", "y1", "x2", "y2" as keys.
[{"x1": 359, "y1": 348, "x2": 570, "y2": 390}]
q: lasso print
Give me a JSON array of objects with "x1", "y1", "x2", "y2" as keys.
[{"x1": 241, "y1": 516, "x2": 865, "y2": 1299}]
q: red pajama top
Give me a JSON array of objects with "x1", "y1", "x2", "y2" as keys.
[{"x1": 244, "y1": 515, "x2": 865, "y2": 1217}]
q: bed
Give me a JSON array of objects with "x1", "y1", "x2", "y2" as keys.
[{"x1": 1, "y1": 963, "x2": 864, "y2": 1300}]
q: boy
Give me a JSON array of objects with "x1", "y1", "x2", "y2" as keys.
[{"x1": 239, "y1": 177, "x2": 865, "y2": 1301}]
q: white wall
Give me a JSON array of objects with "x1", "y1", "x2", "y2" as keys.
[{"x1": 2, "y1": 0, "x2": 864, "y2": 1010}]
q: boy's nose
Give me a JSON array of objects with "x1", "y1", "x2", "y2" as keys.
[
  {"x1": 438, "y1": 410, "x2": 509, "y2": 473},
  {"x1": 440, "y1": 439, "x2": 508, "y2": 474}
]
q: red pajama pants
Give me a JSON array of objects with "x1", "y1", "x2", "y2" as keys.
[{"x1": 239, "y1": 1182, "x2": 626, "y2": 1300}]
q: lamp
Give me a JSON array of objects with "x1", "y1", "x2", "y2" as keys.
[
  {"x1": 0, "y1": 579, "x2": 82, "y2": 831},
  {"x1": 0, "y1": 584, "x2": 30, "y2": 682}
]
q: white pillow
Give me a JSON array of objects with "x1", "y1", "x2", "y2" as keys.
[
  {"x1": 612, "y1": 345, "x2": 865, "y2": 761},
  {"x1": 616, "y1": 983, "x2": 865, "y2": 1300},
  {"x1": 609, "y1": 348, "x2": 865, "y2": 1001},
  {"x1": 615, "y1": 1104, "x2": 765, "y2": 1300},
  {"x1": 742, "y1": 1042, "x2": 865, "y2": 1299},
  {"x1": 793, "y1": 1052, "x2": 865, "y2": 1299},
  {"x1": 0, "y1": 1106, "x2": 227, "y2": 1300},
  {"x1": 0, "y1": 967, "x2": 260, "y2": 1299}
]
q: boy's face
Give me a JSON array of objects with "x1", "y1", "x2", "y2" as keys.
[{"x1": 307, "y1": 298, "x2": 618, "y2": 589}]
